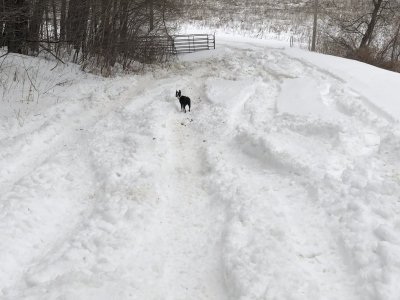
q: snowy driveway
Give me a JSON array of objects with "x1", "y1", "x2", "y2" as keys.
[{"x1": 1, "y1": 37, "x2": 400, "y2": 300}]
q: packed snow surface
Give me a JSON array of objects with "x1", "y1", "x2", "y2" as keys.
[{"x1": 1, "y1": 35, "x2": 400, "y2": 300}]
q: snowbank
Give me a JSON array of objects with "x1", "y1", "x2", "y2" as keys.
[{"x1": 287, "y1": 48, "x2": 400, "y2": 121}]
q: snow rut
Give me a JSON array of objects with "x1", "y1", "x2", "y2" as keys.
[
  {"x1": 194, "y1": 42, "x2": 400, "y2": 299},
  {"x1": 156, "y1": 114, "x2": 227, "y2": 300},
  {"x1": 270, "y1": 50, "x2": 400, "y2": 300},
  {"x1": 205, "y1": 147, "x2": 359, "y2": 299}
]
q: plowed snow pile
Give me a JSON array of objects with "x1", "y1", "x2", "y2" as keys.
[{"x1": 1, "y1": 35, "x2": 400, "y2": 300}]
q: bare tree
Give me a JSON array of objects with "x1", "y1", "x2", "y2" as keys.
[
  {"x1": 60, "y1": 0, "x2": 67, "y2": 41},
  {"x1": 359, "y1": 0, "x2": 385, "y2": 49},
  {"x1": 29, "y1": 0, "x2": 47, "y2": 53},
  {"x1": 311, "y1": 0, "x2": 318, "y2": 51}
]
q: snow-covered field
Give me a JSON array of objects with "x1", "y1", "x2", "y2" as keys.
[{"x1": 1, "y1": 35, "x2": 400, "y2": 300}]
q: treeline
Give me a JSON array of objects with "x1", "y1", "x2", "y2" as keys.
[
  {"x1": 0, "y1": 0, "x2": 179, "y2": 74},
  {"x1": 320, "y1": 0, "x2": 400, "y2": 71},
  {"x1": 3, "y1": 0, "x2": 400, "y2": 72},
  {"x1": 181, "y1": 0, "x2": 400, "y2": 71}
]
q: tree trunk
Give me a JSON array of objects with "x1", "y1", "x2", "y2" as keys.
[
  {"x1": 311, "y1": 0, "x2": 318, "y2": 51},
  {"x1": 359, "y1": 0, "x2": 383, "y2": 49},
  {"x1": 120, "y1": 0, "x2": 128, "y2": 45},
  {"x1": 51, "y1": 0, "x2": 58, "y2": 40},
  {"x1": 60, "y1": 0, "x2": 66, "y2": 40},
  {"x1": 391, "y1": 20, "x2": 400, "y2": 62},
  {"x1": 98, "y1": 0, "x2": 111, "y2": 56},
  {"x1": 45, "y1": 1, "x2": 50, "y2": 43},
  {"x1": 5, "y1": 0, "x2": 28, "y2": 54},
  {"x1": 67, "y1": 0, "x2": 89, "y2": 53},
  {"x1": 29, "y1": 0, "x2": 47, "y2": 53},
  {"x1": 149, "y1": 0, "x2": 154, "y2": 32}
]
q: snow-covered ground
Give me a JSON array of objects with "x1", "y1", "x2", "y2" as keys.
[{"x1": 1, "y1": 35, "x2": 400, "y2": 300}]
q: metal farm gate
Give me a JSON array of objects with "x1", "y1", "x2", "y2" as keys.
[
  {"x1": 172, "y1": 34, "x2": 215, "y2": 54},
  {"x1": 132, "y1": 34, "x2": 215, "y2": 57}
]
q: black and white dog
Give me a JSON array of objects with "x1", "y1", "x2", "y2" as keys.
[{"x1": 176, "y1": 90, "x2": 191, "y2": 113}]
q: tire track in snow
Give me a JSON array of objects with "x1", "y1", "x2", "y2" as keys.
[
  {"x1": 0, "y1": 84, "x2": 170, "y2": 299},
  {"x1": 205, "y1": 145, "x2": 359, "y2": 299},
  {"x1": 0, "y1": 78, "x2": 156, "y2": 296},
  {"x1": 0, "y1": 80, "x2": 130, "y2": 195},
  {"x1": 192, "y1": 44, "x2": 365, "y2": 299},
  {"x1": 1, "y1": 81, "x2": 228, "y2": 300},
  {"x1": 226, "y1": 46, "x2": 400, "y2": 299},
  {"x1": 156, "y1": 112, "x2": 228, "y2": 300}
]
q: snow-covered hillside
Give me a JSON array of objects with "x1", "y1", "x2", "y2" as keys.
[{"x1": 1, "y1": 35, "x2": 400, "y2": 300}]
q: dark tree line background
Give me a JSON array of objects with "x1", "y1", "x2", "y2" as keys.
[
  {"x1": 0, "y1": 0, "x2": 179, "y2": 74},
  {"x1": 2, "y1": 0, "x2": 400, "y2": 72}
]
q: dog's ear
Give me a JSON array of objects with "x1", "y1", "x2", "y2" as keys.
[{"x1": 178, "y1": 90, "x2": 181, "y2": 97}]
